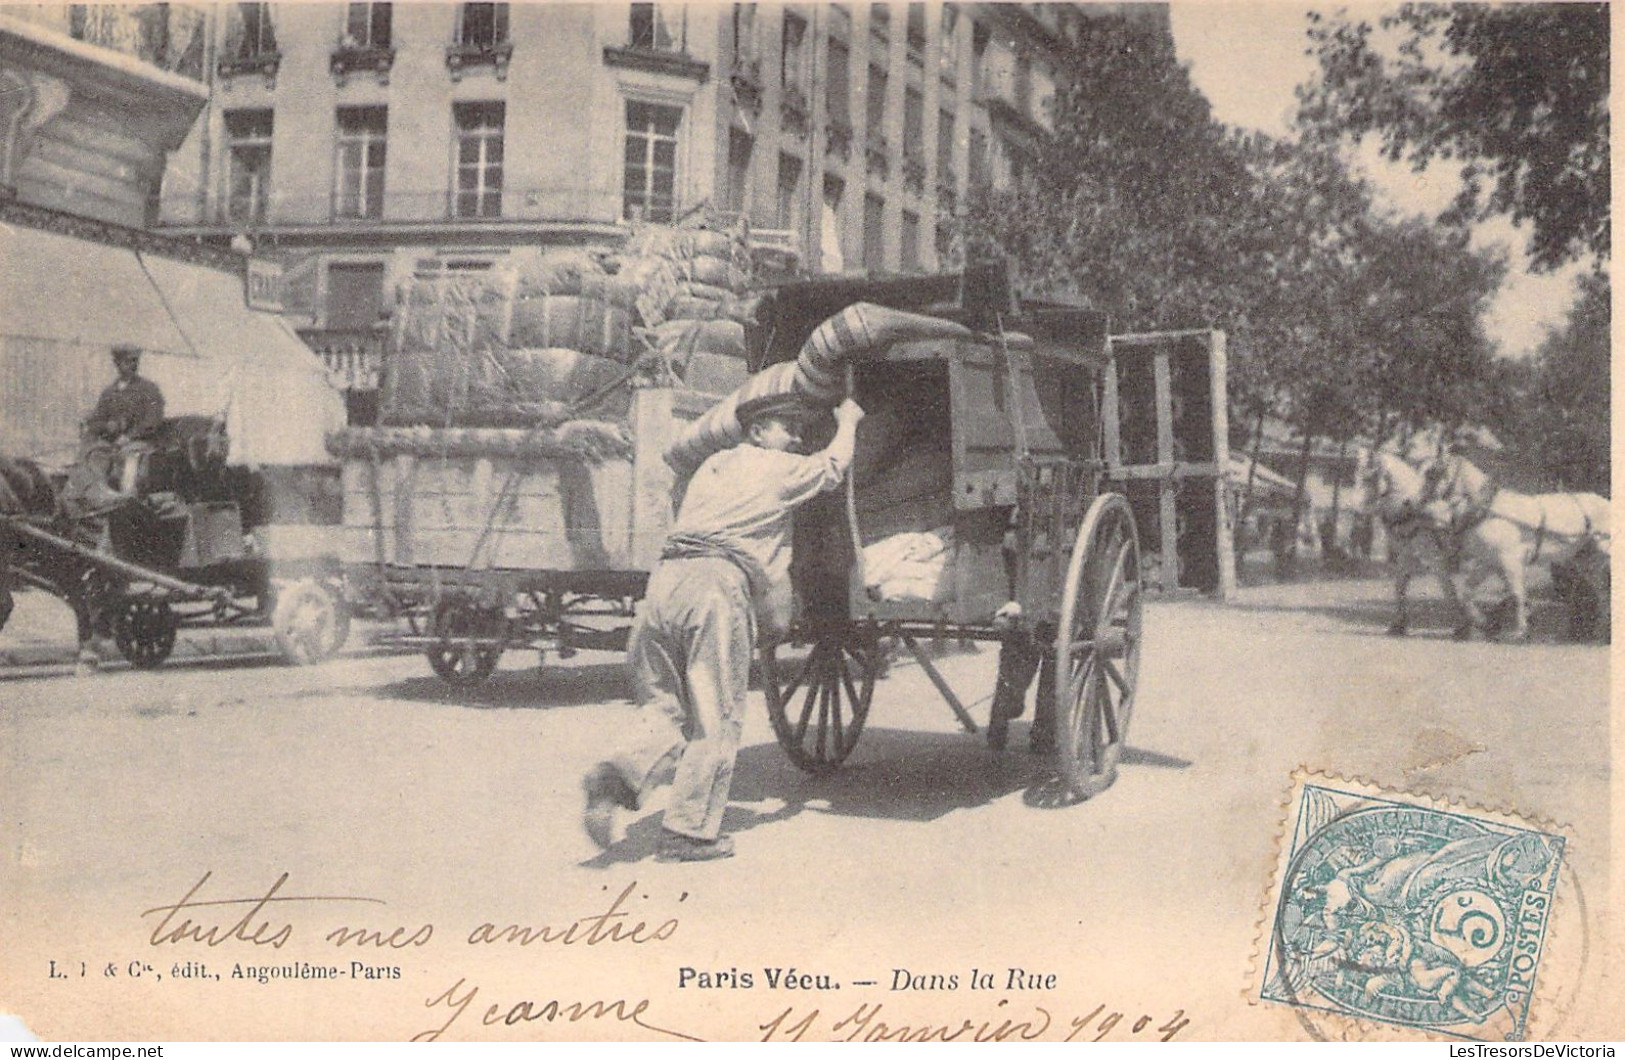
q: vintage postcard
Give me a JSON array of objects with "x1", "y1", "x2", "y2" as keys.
[{"x1": 1, "y1": 0, "x2": 1617, "y2": 1044}]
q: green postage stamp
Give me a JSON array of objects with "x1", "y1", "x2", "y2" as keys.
[{"x1": 1259, "y1": 775, "x2": 1566, "y2": 1042}]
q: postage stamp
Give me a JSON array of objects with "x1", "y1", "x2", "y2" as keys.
[{"x1": 1258, "y1": 774, "x2": 1566, "y2": 1043}]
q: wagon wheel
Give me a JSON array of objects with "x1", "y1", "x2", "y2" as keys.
[
  {"x1": 761, "y1": 626, "x2": 880, "y2": 775},
  {"x1": 272, "y1": 579, "x2": 351, "y2": 666},
  {"x1": 1053, "y1": 493, "x2": 1143, "y2": 799},
  {"x1": 427, "y1": 597, "x2": 505, "y2": 685},
  {"x1": 112, "y1": 596, "x2": 179, "y2": 670}
]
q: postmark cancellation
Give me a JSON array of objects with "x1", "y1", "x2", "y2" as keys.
[{"x1": 1257, "y1": 774, "x2": 1568, "y2": 1043}]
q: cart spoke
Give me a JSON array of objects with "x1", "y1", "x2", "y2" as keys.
[
  {"x1": 1101, "y1": 657, "x2": 1131, "y2": 698},
  {"x1": 781, "y1": 640, "x2": 823, "y2": 704},
  {"x1": 1097, "y1": 673, "x2": 1120, "y2": 745},
  {"x1": 793, "y1": 672, "x2": 819, "y2": 746},
  {"x1": 829, "y1": 674, "x2": 846, "y2": 756},
  {"x1": 815, "y1": 677, "x2": 831, "y2": 761}
]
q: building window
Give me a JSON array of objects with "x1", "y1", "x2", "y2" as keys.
[
  {"x1": 452, "y1": 102, "x2": 504, "y2": 218},
  {"x1": 901, "y1": 209, "x2": 920, "y2": 270},
  {"x1": 905, "y1": 3, "x2": 926, "y2": 62},
  {"x1": 939, "y1": 3, "x2": 957, "y2": 80},
  {"x1": 455, "y1": 3, "x2": 508, "y2": 49},
  {"x1": 629, "y1": 3, "x2": 686, "y2": 52},
  {"x1": 781, "y1": 12, "x2": 807, "y2": 88},
  {"x1": 971, "y1": 20, "x2": 990, "y2": 97},
  {"x1": 344, "y1": 2, "x2": 391, "y2": 48},
  {"x1": 863, "y1": 193, "x2": 885, "y2": 270},
  {"x1": 904, "y1": 88, "x2": 923, "y2": 151},
  {"x1": 826, "y1": 37, "x2": 851, "y2": 127},
  {"x1": 968, "y1": 127, "x2": 988, "y2": 189},
  {"x1": 937, "y1": 107, "x2": 954, "y2": 176},
  {"x1": 731, "y1": 3, "x2": 757, "y2": 62},
  {"x1": 325, "y1": 261, "x2": 387, "y2": 329},
  {"x1": 236, "y1": 2, "x2": 277, "y2": 58},
  {"x1": 224, "y1": 109, "x2": 273, "y2": 224},
  {"x1": 624, "y1": 100, "x2": 681, "y2": 223},
  {"x1": 867, "y1": 66, "x2": 887, "y2": 142},
  {"x1": 869, "y1": 3, "x2": 890, "y2": 46},
  {"x1": 776, "y1": 153, "x2": 803, "y2": 230},
  {"x1": 335, "y1": 107, "x2": 387, "y2": 219},
  {"x1": 821, "y1": 175, "x2": 845, "y2": 271},
  {"x1": 725, "y1": 129, "x2": 753, "y2": 216}
]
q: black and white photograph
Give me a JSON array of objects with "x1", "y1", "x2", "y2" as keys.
[{"x1": 0, "y1": 0, "x2": 1614, "y2": 1043}]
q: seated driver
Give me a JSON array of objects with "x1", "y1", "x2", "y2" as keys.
[{"x1": 83, "y1": 344, "x2": 165, "y2": 495}]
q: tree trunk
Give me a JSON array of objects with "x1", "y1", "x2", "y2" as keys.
[
  {"x1": 1237, "y1": 403, "x2": 1268, "y2": 553},
  {"x1": 1286, "y1": 422, "x2": 1316, "y2": 572},
  {"x1": 1327, "y1": 436, "x2": 1348, "y2": 561}
]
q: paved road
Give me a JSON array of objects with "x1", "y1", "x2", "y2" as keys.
[{"x1": 1, "y1": 579, "x2": 1612, "y2": 1041}]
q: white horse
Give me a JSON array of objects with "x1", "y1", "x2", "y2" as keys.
[
  {"x1": 1360, "y1": 451, "x2": 1475, "y2": 638},
  {"x1": 1422, "y1": 455, "x2": 1611, "y2": 641}
]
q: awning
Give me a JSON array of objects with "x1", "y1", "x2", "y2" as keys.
[{"x1": 0, "y1": 222, "x2": 344, "y2": 468}]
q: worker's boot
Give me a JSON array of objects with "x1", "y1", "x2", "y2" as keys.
[{"x1": 581, "y1": 763, "x2": 638, "y2": 849}]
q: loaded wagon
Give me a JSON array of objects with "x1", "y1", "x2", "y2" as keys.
[
  {"x1": 735, "y1": 266, "x2": 1155, "y2": 799},
  {"x1": 328, "y1": 225, "x2": 764, "y2": 681}
]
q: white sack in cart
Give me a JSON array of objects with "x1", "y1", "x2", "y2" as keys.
[{"x1": 861, "y1": 527, "x2": 955, "y2": 604}]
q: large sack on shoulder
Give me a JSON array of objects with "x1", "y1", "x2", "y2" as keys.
[
  {"x1": 795, "y1": 303, "x2": 974, "y2": 396},
  {"x1": 664, "y1": 360, "x2": 801, "y2": 473}
]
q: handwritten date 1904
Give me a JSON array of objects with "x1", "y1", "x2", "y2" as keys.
[{"x1": 760, "y1": 1001, "x2": 1190, "y2": 1043}]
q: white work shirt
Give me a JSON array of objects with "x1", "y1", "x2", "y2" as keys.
[{"x1": 670, "y1": 443, "x2": 850, "y2": 631}]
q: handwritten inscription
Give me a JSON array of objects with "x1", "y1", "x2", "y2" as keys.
[
  {"x1": 139, "y1": 875, "x2": 682, "y2": 951},
  {"x1": 140, "y1": 872, "x2": 386, "y2": 949},
  {"x1": 760, "y1": 1002, "x2": 1190, "y2": 1043},
  {"x1": 413, "y1": 978, "x2": 700, "y2": 1042}
]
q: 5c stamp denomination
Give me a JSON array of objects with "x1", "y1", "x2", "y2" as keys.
[{"x1": 1259, "y1": 775, "x2": 1565, "y2": 1042}]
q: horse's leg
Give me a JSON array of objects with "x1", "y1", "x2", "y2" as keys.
[
  {"x1": 1388, "y1": 565, "x2": 1410, "y2": 636},
  {"x1": 1439, "y1": 552, "x2": 1482, "y2": 641},
  {"x1": 1500, "y1": 556, "x2": 1530, "y2": 641}
]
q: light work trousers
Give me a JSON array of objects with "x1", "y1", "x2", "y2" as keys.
[{"x1": 612, "y1": 556, "x2": 755, "y2": 841}]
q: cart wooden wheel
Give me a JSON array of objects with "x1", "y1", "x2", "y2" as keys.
[
  {"x1": 1053, "y1": 493, "x2": 1143, "y2": 799},
  {"x1": 113, "y1": 597, "x2": 179, "y2": 670},
  {"x1": 272, "y1": 579, "x2": 351, "y2": 666},
  {"x1": 427, "y1": 598, "x2": 505, "y2": 685},
  {"x1": 762, "y1": 627, "x2": 880, "y2": 775}
]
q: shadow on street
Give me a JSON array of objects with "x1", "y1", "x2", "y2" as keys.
[
  {"x1": 582, "y1": 726, "x2": 1193, "y2": 867},
  {"x1": 373, "y1": 661, "x2": 632, "y2": 709}
]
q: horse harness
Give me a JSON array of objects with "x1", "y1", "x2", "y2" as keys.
[{"x1": 1429, "y1": 461, "x2": 1604, "y2": 562}]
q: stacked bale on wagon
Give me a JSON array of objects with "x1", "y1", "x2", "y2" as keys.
[
  {"x1": 379, "y1": 223, "x2": 758, "y2": 431},
  {"x1": 335, "y1": 223, "x2": 760, "y2": 576}
]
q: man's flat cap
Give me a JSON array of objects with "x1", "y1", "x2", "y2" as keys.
[
  {"x1": 111, "y1": 344, "x2": 142, "y2": 359},
  {"x1": 737, "y1": 392, "x2": 826, "y2": 425}
]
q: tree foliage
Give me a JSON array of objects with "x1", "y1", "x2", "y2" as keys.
[
  {"x1": 960, "y1": 12, "x2": 1503, "y2": 449},
  {"x1": 1297, "y1": 3, "x2": 1610, "y2": 271},
  {"x1": 1486, "y1": 273, "x2": 1611, "y2": 493}
]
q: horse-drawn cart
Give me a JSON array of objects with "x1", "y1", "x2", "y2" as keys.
[
  {"x1": 0, "y1": 417, "x2": 347, "y2": 669},
  {"x1": 327, "y1": 388, "x2": 720, "y2": 683},
  {"x1": 742, "y1": 270, "x2": 1146, "y2": 800}
]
